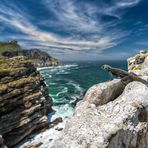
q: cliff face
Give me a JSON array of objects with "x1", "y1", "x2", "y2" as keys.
[
  {"x1": 53, "y1": 51, "x2": 148, "y2": 148},
  {"x1": 0, "y1": 57, "x2": 52, "y2": 147},
  {"x1": 23, "y1": 49, "x2": 59, "y2": 67},
  {"x1": 0, "y1": 41, "x2": 60, "y2": 67}
]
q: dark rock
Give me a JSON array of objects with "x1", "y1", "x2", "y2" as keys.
[
  {"x1": 48, "y1": 117, "x2": 63, "y2": 129},
  {"x1": 55, "y1": 127, "x2": 63, "y2": 131}
]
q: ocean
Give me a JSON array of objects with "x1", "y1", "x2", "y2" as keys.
[
  {"x1": 19, "y1": 61, "x2": 128, "y2": 147},
  {"x1": 39, "y1": 61, "x2": 127, "y2": 119}
]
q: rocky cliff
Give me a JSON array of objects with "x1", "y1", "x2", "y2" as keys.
[
  {"x1": 0, "y1": 41, "x2": 60, "y2": 67},
  {"x1": 0, "y1": 57, "x2": 52, "y2": 147},
  {"x1": 53, "y1": 51, "x2": 148, "y2": 148},
  {"x1": 23, "y1": 49, "x2": 59, "y2": 67}
]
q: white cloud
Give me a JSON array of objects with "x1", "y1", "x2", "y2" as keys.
[
  {"x1": 0, "y1": 0, "x2": 142, "y2": 60},
  {"x1": 116, "y1": 0, "x2": 141, "y2": 7}
]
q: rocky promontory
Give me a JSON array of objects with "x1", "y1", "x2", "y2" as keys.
[
  {"x1": 0, "y1": 57, "x2": 52, "y2": 147},
  {"x1": 23, "y1": 49, "x2": 59, "y2": 67},
  {"x1": 0, "y1": 41, "x2": 60, "y2": 67},
  {"x1": 53, "y1": 51, "x2": 148, "y2": 148}
]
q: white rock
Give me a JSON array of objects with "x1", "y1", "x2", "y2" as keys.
[
  {"x1": 53, "y1": 82, "x2": 148, "y2": 148},
  {"x1": 83, "y1": 79, "x2": 125, "y2": 106}
]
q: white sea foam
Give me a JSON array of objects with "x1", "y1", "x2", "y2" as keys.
[
  {"x1": 56, "y1": 87, "x2": 68, "y2": 97},
  {"x1": 67, "y1": 80, "x2": 84, "y2": 95},
  {"x1": 37, "y1": 64, "x2": 78, "y2": 71},
  {"x1": 19, "y1": 104, "x2": 74, "y2": 148}
]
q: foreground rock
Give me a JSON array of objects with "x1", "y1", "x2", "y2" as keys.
[
  {"x1": 0, "y1": 57, "x2": 52, "y2": 147},
  {"x1": 84, "y1": 79, "x2": 125, "y2": 106},
  {"x1": 54, "y1": 82, "x2": 148, "y2": 148},
  {"x1": 53, "y1": 51, "x2": 148, "y2": 148}
]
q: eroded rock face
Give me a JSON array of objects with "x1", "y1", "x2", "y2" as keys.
[
  {"x1": 0, "y1": 57, "x2": 52, "y2": 147},
  {"x1": 53, "y1": 82, "x2": 148, "y2": 148}
]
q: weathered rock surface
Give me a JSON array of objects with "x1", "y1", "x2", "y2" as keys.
[
  {"x1": 53, "y1": 52, "x2": 148, "y2": 148},
  {"x1": 128, "y1": 50, "x2": 148, "y2": 71},
  {"x1": 53, "y1": 82, "x2": 148, "y2": 148},
  {"x1": 84, "y1": 79, "x2": 125, "y2": 106},
  {"x1": 0, "y1": 57, "x2": 52, "y2": 147}
]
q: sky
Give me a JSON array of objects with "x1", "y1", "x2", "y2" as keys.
[{"x1": 0, "y1": 0, "x2": 148, "y2": 61}]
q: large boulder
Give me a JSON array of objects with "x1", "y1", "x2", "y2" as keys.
[
  {"x1": 83, "y1": 79, "x2": 125, "y2": 106},
  {"x1": 53, "y1": 82, "x2": 148, "y2": 148}
]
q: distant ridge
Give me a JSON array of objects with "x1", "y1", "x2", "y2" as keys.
[{"x1": 0, "y1": 41, "x2": 60, "y2": 67}]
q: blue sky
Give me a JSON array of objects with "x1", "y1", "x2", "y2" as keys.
[{"x1": 0, "y1": 0, "x2": 148, "y2": 61}]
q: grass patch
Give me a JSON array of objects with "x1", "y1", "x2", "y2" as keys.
[
  {"x1": 0, "y1": 75, "x2": 40, "y2": 91},
  {"x1": 0, "y1": 41, "x2": 22, "y2": 57}
]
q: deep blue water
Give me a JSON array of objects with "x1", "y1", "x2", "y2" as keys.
[{"x1": 39, "y1": 61, "x2": 127, "y2": 117}]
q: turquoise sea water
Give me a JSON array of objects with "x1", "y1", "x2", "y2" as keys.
[{"x1": 39, "y1": 61, "x2": 127, "y2": 118}]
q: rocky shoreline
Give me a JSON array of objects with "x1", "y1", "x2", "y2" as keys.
[
  {"x1": 0, "y1": 51, "x2": 147, "y2": 148},
  {"x1": 53, "y1": 51, "x2": 148, "y2": 148}
]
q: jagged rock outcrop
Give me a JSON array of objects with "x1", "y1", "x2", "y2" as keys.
[
  {"x1": 0, "y1": 57, "x2": 52, "y2": 147},
  {"x1": 23, "y1": 49, "x2": 59, "y2": 67},
  {"x1": 128, "y1": 50, "x2": 148, "y2": 71},
  {"x1": 0, "y1": 41, "x2": 60, "y2": 67},
  {"x1": 53, "y1": 51, "x2": 148, "y2": 148}
]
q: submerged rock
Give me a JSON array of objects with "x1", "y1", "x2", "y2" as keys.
[{"x1": 0, "y1": 57, "x2": 52, "y2": 147}]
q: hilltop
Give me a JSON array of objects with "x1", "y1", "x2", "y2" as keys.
[{"x1": 0, "y1": 41, "x2": 22, "y2": 57}]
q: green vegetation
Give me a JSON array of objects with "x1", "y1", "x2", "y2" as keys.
[
  {"x1": 0, "y1": 57, "x2": 31, "y2": 70},
  {"x1": 0, "y1": 57, "x2": 32, "y2": 79},
  {"x1": 0, "y1": 57, "x2": 37, "y2": 91},
  {"x1": 0, "y1": 41, "x2": 22, "y2": 57},
  {"x1": 133, "y1": 65, "x2": 141, "y2": 70},
  {"x1": 0, "y1": 75, "x2": 40, "y2": 91}
]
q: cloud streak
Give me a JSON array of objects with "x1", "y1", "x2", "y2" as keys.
[{"x1": 0, "y1": 0, "x2": 143, "y2": 60}]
